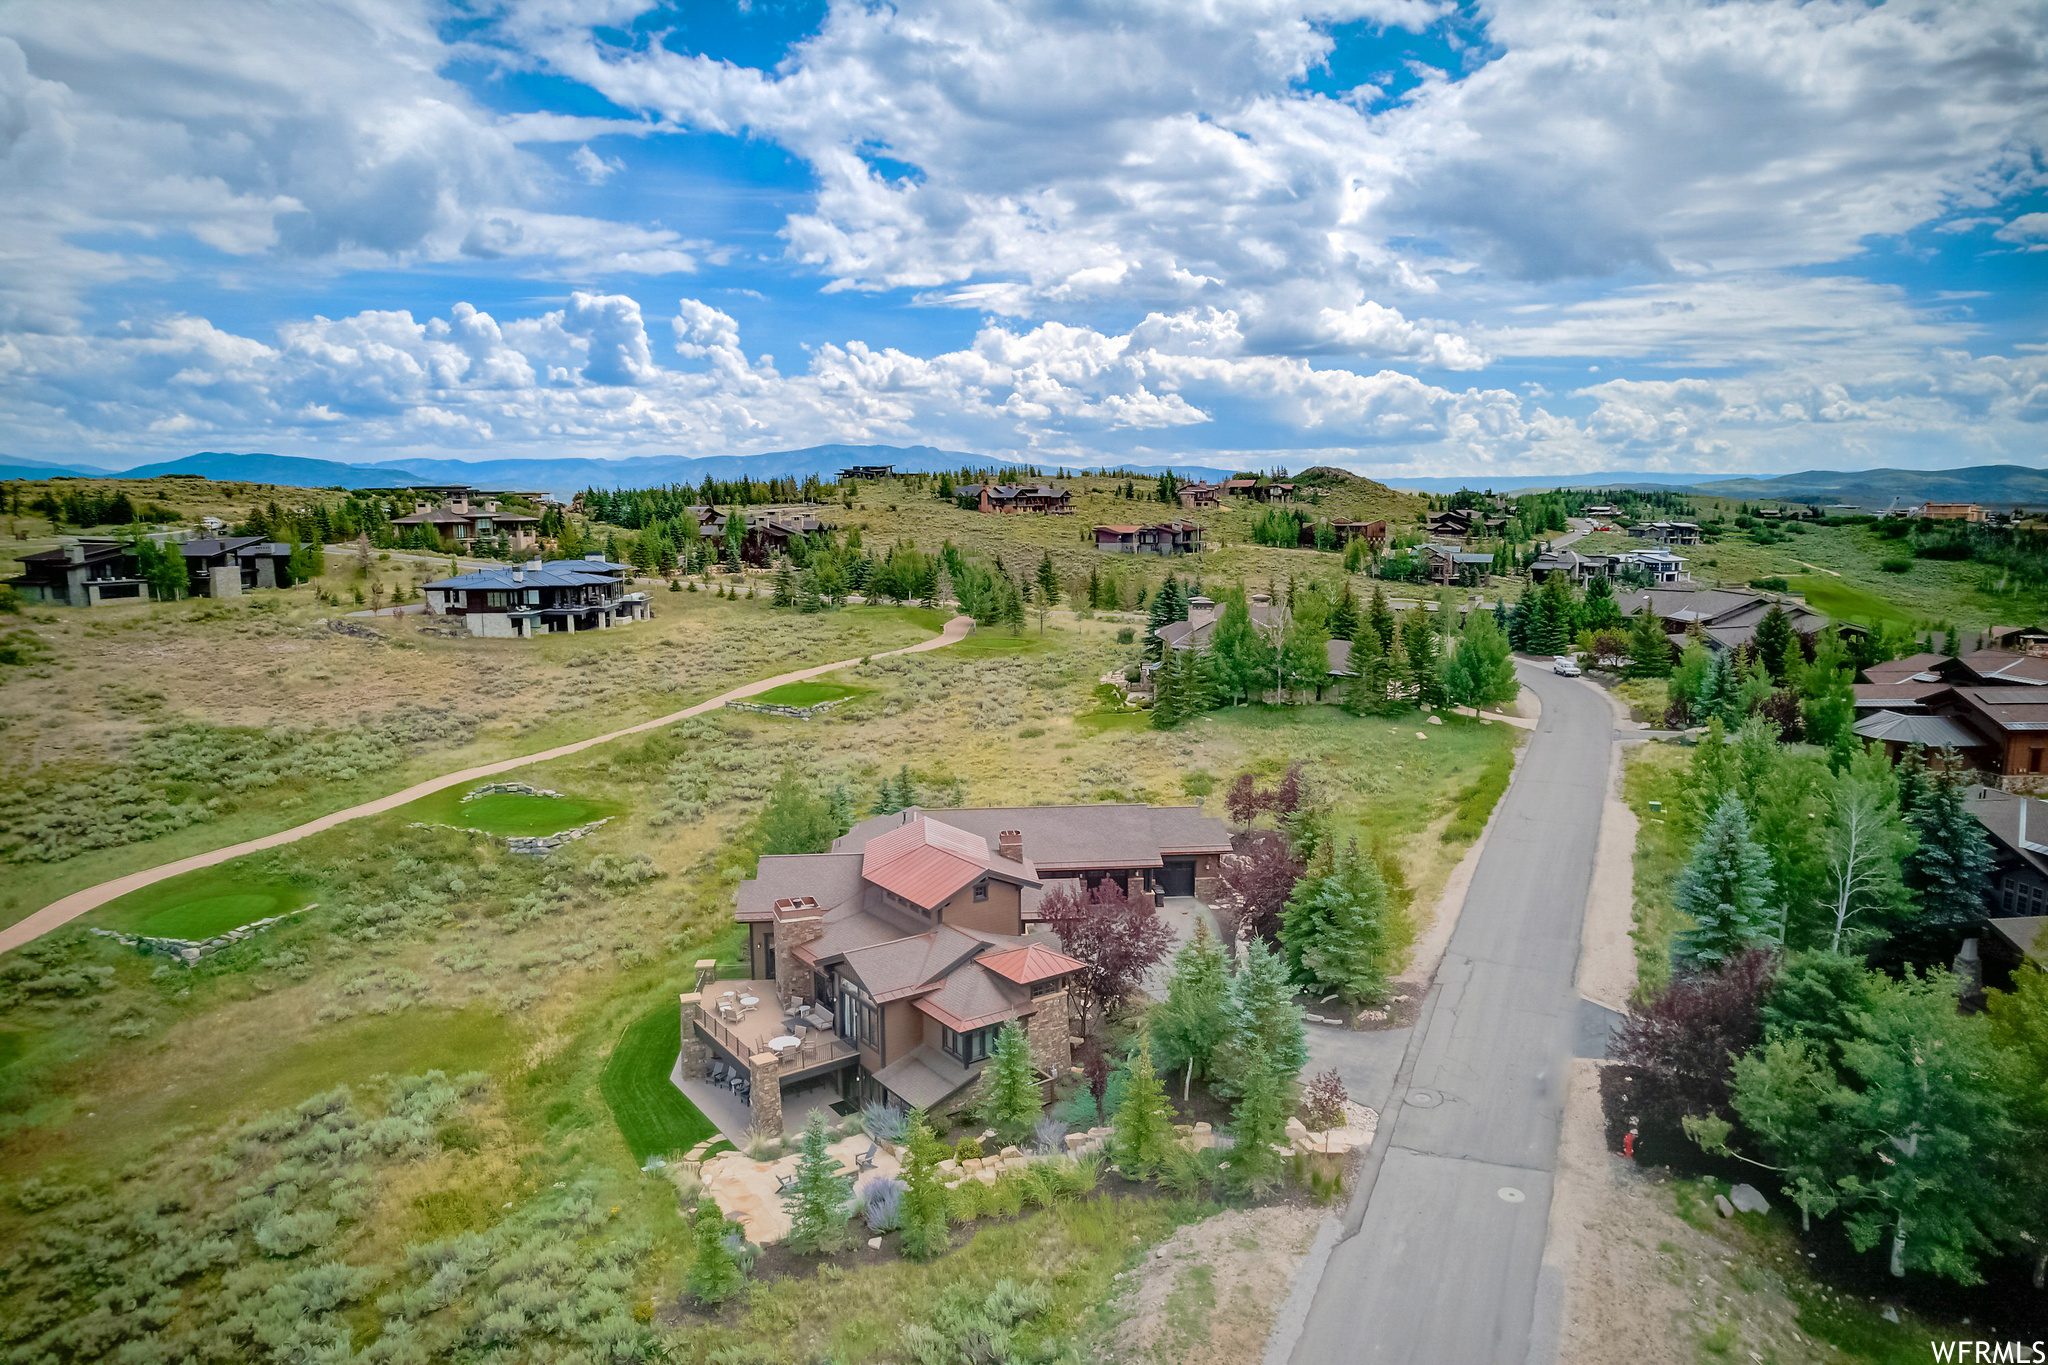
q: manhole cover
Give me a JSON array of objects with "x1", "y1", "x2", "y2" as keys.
[
  {"x1": 1405, "y1": 1090, "x2": 1439, "y2": 1108},
  {"x1": 1498, "y1": 1187, "x2": 1526, "y2": 1203}
]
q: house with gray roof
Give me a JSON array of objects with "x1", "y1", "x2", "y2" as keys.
[
  {"x1": 699, "y1": 802, "x2": 1229, "y2": 1125},
  {"x1": 421, "y1": 554, "x2": 649, "y2": 638}
]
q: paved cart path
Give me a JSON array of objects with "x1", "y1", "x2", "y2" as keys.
[
  {"x1": 1287, "y1": 658, "x2": 1614, "y2": 1365},
  {"x1": 0, "y1": 615, "x2": 974, "y2": 956}
]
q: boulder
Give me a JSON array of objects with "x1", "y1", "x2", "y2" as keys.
[
  {"x1": 867, "y1": 1236, "x2": 882, "y2": 1250},
  {"x1": 1729, "y1": 1183, "x2": 1770, "y2": 1215},
  {"x1": 998, "y1": 1145, "x2": 1021, "y2": 1159},
  {"x1": 1713, "y1": 1193, "x2": 1736, "y2": 1219},
  {"x1": 1284, "y1": 1117, "x2": 1308, "y2": 1138}
]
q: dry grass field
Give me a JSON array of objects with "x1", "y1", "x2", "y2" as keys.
[{"x1": 0, "y1": 471, "x2": 1530, "y2": 1363}]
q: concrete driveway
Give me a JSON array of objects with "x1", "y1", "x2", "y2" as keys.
[{"x1": 1286, "y1": 659, "x2": 1614, "y2": 1365}]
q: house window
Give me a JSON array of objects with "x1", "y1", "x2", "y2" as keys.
[
  {"x1": 1030, "y1": 978, "x2": 1062, "y2": 998},
  {"x1": 486, "y1": 591, "x2": 509, "y2": 608},
  {"x1": 973, "y1": 879, "x2": 988, "y2": 903},
  {"x1": 941, "y1": 1025, "x2": 998, "y2": 1063}
]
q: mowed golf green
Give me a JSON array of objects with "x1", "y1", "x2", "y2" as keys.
[
  {"x1": 405, "y1": 786, "x2": 621, "y2": 837},
  {"x1": 95, "y1": 862, "x2": 313, "y2": 938},
  {"x1": 749, "y1": 679, "x2": 861, "y2": 708}
]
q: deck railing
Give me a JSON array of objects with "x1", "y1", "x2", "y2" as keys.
[{"x1": 692, "y1": 1003, "x2": 856, "y2": 1077}]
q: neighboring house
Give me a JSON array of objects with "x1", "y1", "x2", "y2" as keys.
[
  {"x1": 1156, "y1": 592, "x2": 1362, "y2": 696},
  {"x1": 180, "y1": 537, "x2": 295, "y2": 598},
  {"x1": 421, "y1": 554, "x2": 649, "y2": 638},
  {"x1": 1851, "y1": 710, "x2": 1984, "y2": 764},
  {"x1": 688, "y1": 506, "x2": 832, "y2": 565},
  {"x1": 961, "y1": 483, "x2": 1073, "y2": 514},
  {"x1": 1582, "y1": 504, "x2": 1619, "y2": 518},
  {"x1": 1627, "y1": 521, "x2": 1703, "y2": 546},
  {"x1": 1421, "y1": 542, "x2": 1496, "y2": 586},
  {"x1": 1615, "y1": 585, "x2": 1826, "y2": 656},
  {"x1": 1177, "y1": 481, "x2": 1223, "y2": 509},
  {"x1": 1094, "y1": 522, "x2": 1204, "y2": 556},
  {"x1": 709, "y1": 804, "x2": 1231, "y2": 1121},
  {"x1": 1617, "y1": 547, "x2": 1689, "y2": 584},
  {"x1": 1427, "y1": 509, "x2": 1475, "y2": 539},
  {"x1": 1920, "y1": 688, "x2": 2048, "y2": 791},
  {"x1": 1961, "y1": 789, "x2": 2048, "y2": 978},
  {"x1": 1528, "y1": 548, "x2": 1614, "y2": 584},
  {"x1": 391, "y1": 489, "x2": 540, "y2": 550},
  {"x1": 1989, "y1": 624, "x2": 2048, "y2": 655},
  {"x1": 839, "y1": 464, "x2": 894, "y2": 479},
  {"x1": 1918, "y1": 502, "x2": 1984, "y2": 522},
  {"x1": 11, "y1": 534, "x2": 294, "y2": 606},
  {"x1": 1223, "y1": 479, "x2": 1294, "y2": 503},
  {"x1": 1296, "y1": 518, "x2": 1384, "y2": 550},
  {"x1": 10, "y1": 540, "x2": 150, "y2": 607}
]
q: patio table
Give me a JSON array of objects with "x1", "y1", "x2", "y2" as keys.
[
  {"x1": 767, "y1": 1035, "x2": 800, "y2": 1051},
  {"x1": 738, "y1": 995, "x2": 760, "y2": 1007}
]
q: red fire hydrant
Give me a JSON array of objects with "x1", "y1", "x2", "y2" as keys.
[{"x1": 1622, "y1": 1131, "x2": 1635, "y2": 1159}]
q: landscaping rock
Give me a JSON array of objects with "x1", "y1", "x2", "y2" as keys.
[
  {"x1": 1427, "y1": 714, "x2": 1443, "y2": 725},
  {"x1": 1713, "y1": 1194, "x2": 1736, "y2": 1219},
  {"x1": 998, "y1": 1145, "x2": 1021, "y2": 1159},
  {"x1": 868, "y1": 1237, "x2": 883, "y2": 1250},
  {"x1": 1729, "y1": 1183, "x2": 1770, "y2": 1214}
]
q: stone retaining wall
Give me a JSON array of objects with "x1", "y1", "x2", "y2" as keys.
[
  {"x1": 407, "y1": 817, "x2": 612, "y2": 856},
  {"x1": 464, "y1": 781, "x2": 564, "y2": 802},
  {"x1": 89, "y1": 906, "x2": 315, "y2": 966},
  {"x1": 723, "y1": 697, "x2": 852, "y2": 719}
]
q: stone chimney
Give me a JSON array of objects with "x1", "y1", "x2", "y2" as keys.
[
  {"x1": 63, "y1": 541, "x2": 85, "y2": 564},
  {"x1": 997, "y1": 831, "x2": 1023, "y2": 863},
  {"x1": 772, "y1": 895, "x2": 825, "y2": 995},
  {"x1": 1186, "y1": 595, "x2": 1218, "y2": 631}
]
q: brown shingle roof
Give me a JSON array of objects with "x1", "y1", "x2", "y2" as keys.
[
  {"x1": 843, "y1": 804, "x2": 1231, "y2": 873},
  {"x1": 735, "y1": 852, "x2": 867, "y2": 922},
  {"x1": 871, "y1": 1043, "x2": 978, "y2": 1110},
  {"x1": 914, "y1": 964, "x2": 1031, "y2": 1031},
  {"x1": 839, "y1": 924, "x2": 988, "y2": 1001}
]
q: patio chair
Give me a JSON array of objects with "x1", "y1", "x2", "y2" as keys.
[
  {"x1": 709, "y1": 1062, "x2": 727, "y2": 1085},
  {"x1": 855, "y1": 1142, "x2": 877, "y2": 1171},
  {"x1": 776, "y1": 1172, "x2": 797, "y2": 1193}
]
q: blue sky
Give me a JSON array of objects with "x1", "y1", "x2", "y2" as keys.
[{"x1": 0, "y1": 0, "x2": 2043, "y2": 477}]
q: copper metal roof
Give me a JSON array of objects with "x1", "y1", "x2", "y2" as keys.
[
  {"x1": 975, "y1": 942, "x2": 1085, "y2": 985},
  {"x1": 859, "y1": 814, "x2": 1034, "y2": 908}
]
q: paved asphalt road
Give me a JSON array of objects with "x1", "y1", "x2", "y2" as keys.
[{"x1": 1288, "y1": 661, "x2": 1614, "y2": 1365}]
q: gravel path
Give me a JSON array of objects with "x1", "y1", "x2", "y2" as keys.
[{"x1": 0, "y1": 614, "x2": 974, "y2": 956}]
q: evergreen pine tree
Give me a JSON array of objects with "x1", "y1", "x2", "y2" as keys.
[
  {"x1": 977, "y1": 1021, "x2": 1043, "y2": 1141},
  {"x1": 757, "y1": 769, "x2": 837, "y2": 856},
  {"x1": 897, "y1": 1110, "x2": 951, "y2": 1260},
  {"x1": 1627, "y1": 606, "x2": 1672, "y2": 678},
  {"x1": 1754, "y1": 605, "x2": 1797, "y2": 681},
  {"x1": 1328, "y1": 585, "x2": 1360, "y2": 642},
  {"x1": 1150, "y1": 648, "x2": 1183, "y2": 730},
  {"x1": 782, "y1": 1111, "x2": 856, "y2": 1253},
  {"x1": 1152, "y1": 921, "x2": 1230, "y2": 1093},
  {"x1": 1900, "y1": 771, "x2": 1994, "y2": 941},
  {"x1": 1111, "y1": 1031, "x2": 1176, "y2": 1178},
  {"x1": 685, "y1": 1196, "x2": 746, "y2": 1304},
  {"x1": 1086, "y1": 566, "x2": 1102, "y2": 610},
  {"x1": 1366, "y1": 585, "x2": 1397, "y2": 652},
  {"x1": 1673, "y1": 793, "x2": 1784, "y2": 968},
  {"x1": 1402, "y1": 606, "x2": 1447, "y2": 708},
  {"x1": 1226, "y1": 1055, "x2": 1290, "y2": 1193},
  {"x1": 1215, "y1": 940, "x2": 1308, "y2": 1096},
  {"x1": 1279, "y1": 839, "x2": 1390, "y2": 1004},
  {"x1": 773, "y1": 562, "x2": 795, "y2": 607},
  {"x1": 1035, "y1": 552, "x2": 1059, "y2": 605},
  {"x1": 1209, "y1": 590, "x2": 1260, "y2": 704}
]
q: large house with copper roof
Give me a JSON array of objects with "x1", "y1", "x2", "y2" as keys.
[{"x1": 696, "y1": 803, "x2": 1230, "y2": 1122}]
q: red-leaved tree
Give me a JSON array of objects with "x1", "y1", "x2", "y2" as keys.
[
  {"x1": 1609, "y1": 948, "x2": 1779, "y2": 1159},
  {"x1": 1215, "y1": 830, "x2": 1304, "y2": 946},
  {"x1": 1038, "y1": 879, "x2": 1172, "y2": 1035}
]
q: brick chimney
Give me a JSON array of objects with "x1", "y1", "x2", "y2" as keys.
[
  {"x1": 772, "y1": 896, "x2": 825, "y2": 995},
  {"x1": 997, "y1": 831, "x2": 1023, "y2": 863}
]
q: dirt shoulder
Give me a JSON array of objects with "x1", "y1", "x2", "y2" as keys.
[{"x1": 1111, "y1": 1202, "x2": 1327, "y2": 1365}]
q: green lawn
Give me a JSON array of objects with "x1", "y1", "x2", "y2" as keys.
[
  {"x1": 599, "y1": 1003, "x2": 716, "y2": 1162},
  {"x1": 93, "y1": 862, "x2": 313, "y2": 938},
  {"x1": 403, "y1": 785, "x2": 621, "y2": 836},
  {"x1": 950, "y1": 629, "x2": 1043, "y2": 657},
  {"x1": 1788, "y1": 574, "x2": 1920, "y2": 629},
  {"x1": 751, "y1": 679, "x2": 862, "y2": 708}
]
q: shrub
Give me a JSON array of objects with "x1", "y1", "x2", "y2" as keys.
[
  {"x1": 1116, "y1": 628, "x2": 1136, "y2": 643},
  {"x1": 1880, "y1": 558, "x2": 1911, "y2": 573},
  {"x1": 946, "y1": 1181, "x2": 985, "y2": 1223},
  {"x1": 1032, "y1": 1115, "x2": 1068, "y2": 1155},
  {"x1": 952, "y1": 1136, "x2": 984, "y2": 1163},
  {"x1": 1747, "y1": 577, "x2": 1789, "y2": 591},
  {"x1": 897, "y1": 1280, "x2": 1053, "y2": 1365},
  {"x1": 860, "y1": 1176, "x2": 905, "y2": 1231},
  {"x1": 1913, "y1": 542, "x2": 1972, "y2": 561},
  {"x1": 1609, "y1": 949, "x2": 1778, "y2": 1160},
  {"x1": 860, "y1": 1102, "x2": 906, "y2": 1146}
]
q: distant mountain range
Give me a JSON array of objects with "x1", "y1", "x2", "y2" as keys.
[
  {"x1": 5, "y1": 447, "x2": 2043, "y2": 509},
  {"x1": 0, "y1": 445, "x2": 1252, "y2": 496}
]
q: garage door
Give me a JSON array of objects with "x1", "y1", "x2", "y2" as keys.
[{"x1": 1161, "y1": 859, "x2": 1196, "y2": 897}]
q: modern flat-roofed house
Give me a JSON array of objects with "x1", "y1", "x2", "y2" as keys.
[
  {"x1": 11, "y1": 534, "x2": 294, "y2": 606},
  {"x1": 1617, "y1": 547, "x2": 1689, "y2": 584},
  {"x1": 1627, "y1": 520, "x2": 1703, "y2": 546},
  {"x1": 1094, "y1": 521, "x2": 1204, "y2": 556},
  {"x1": 1528, "y1": 548, "x2": 1614, "y2": 584},
  {"x1": 1919, "y1": 502, "x2": 1984, "y2": 522},
  {"x1": 391, "y1": 489, "x2": 540, "y2": 550},
  {"x1": 179, "y1": 536, "x2": 295, "y2": 598},
  {"x1": 10, "y1": 540, "x2": 151, "y2": 607},
  {"x1": 838, "y1": 464, "x2": 894, "y2": 479},
  {"x1": 703, "y1": 802, "x2": 1230, "y2": 1123},
  {"x1": 422, "y1": 554, "x2": 649, "y2": 638}
]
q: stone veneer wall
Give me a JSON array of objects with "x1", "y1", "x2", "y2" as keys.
[
  {"x1": 1023, "y1": 989, "x2": 1076, "y2": 1076},
  {"x1": 747, "y1": 1053, "x2": 783, "y2": 1136}
]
